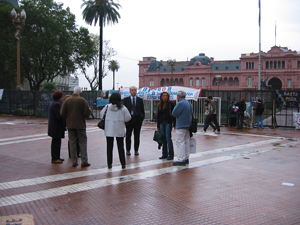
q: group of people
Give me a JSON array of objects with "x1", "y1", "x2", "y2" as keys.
[
  {"x1": 228, "y1": 98, "x2": 264, "y2": 129},
  {"x1": 48, "y1": 86, "x2": 193, "y2": 169}
]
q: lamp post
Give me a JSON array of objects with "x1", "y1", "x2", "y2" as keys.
[
  {"x1": 215, "y1": 75, "x2": 222, "y2": 91},
  {"x1": 167, "y1": 59, "x2": 176, "y2": 86},
  {"x1": 11, "y1": 8, "x2": 26, "y2": 90}
]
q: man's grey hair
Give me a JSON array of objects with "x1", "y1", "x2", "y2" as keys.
[
  {"x1": 129, "y1": 86, "x2": 137, "y2": 91},
  {"x1": 177, "y1": 90, "x2": 186, "y2": 98},
  {"x1": 73, "y1": 86, "x2": 82, "y2": 94}
]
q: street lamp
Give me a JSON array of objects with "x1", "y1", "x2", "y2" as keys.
[
  {"x1": 215, "y1": 75, "x2": 222, "y2": 91},
  {"x1": 11, "y1": 8, "x2": 26, "y2": 90},
  {"x1": 167, "y1": 59, "x2": 176, "y2": 86}
]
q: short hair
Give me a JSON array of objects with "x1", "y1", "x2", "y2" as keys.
[
  {"x1": 129, "y1": 86, "x2": 137, "y2": 91},
  {"x1": 177, "y1": 90, "x2": 186, "y2": 98},
  {"x1": 74, "y1": 86, "x2": 82, "y2": 94},
  {"x1": 52, "y1": 91, "x2": 64, "y2": 100},
  {"x1": 109, "y1": 92, "x2": 122, "y2": 109},
  {"x1": 207, "y1": 96, "x2": 213, "y2": 100}
]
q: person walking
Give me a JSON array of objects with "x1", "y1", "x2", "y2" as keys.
[
  {"x1": 48, "y1": 91, "x2": 65, "y2": 164},
  {"x1": 235, "y1": 98, "x2": 246, "y2": 129},
  {"x1": 100, "y1": 93, "x2": 131, "y2": 169},
  {"x1": 156, "y1": 91, "x2": 176, "y2": 160},
  {"x1": 123, "y1": 86, "x2": 145, "y2": 156},
  {"x1": 202, "y1": 99, "x2": 217, "y2": 132},
  {"x1": 203, "y1": 96, "x2": 221, "y2": 133},
  {"x1": 61, "y1": 86, "x2": 91, "y2": 168},
  {"x1": 253, "y1": 98, "x2": 264, "y2": 129},
  {"x1": 172, "y1": 90, "x2": 192, "y2": 166},
  {"x1": 228, "y1": 101, "x2": 237, "y2": 127}
]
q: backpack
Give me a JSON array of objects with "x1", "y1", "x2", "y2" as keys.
[{"x1": 260, "y1": 103, "x2": 264, "y2": 114}]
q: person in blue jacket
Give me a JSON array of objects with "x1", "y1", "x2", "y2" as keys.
[{"x1": 172, "y1": 90, "x2": 192, "y2": 166}]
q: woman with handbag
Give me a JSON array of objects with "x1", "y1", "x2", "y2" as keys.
[
  {"x1": 157, "y1": 92, "x2": 176, "y2": 160},
  {"x1": 100, "y1": 93, "x2": 131, "y2": 169}
]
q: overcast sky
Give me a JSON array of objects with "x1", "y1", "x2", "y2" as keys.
[{"x1": 58, "y1": 0, "x2": 300, "y2": 90}]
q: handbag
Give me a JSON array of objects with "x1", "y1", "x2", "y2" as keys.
[
  {"x1": 153, "y1": 130, "x2": 165, "y2": 145},
  {"x1": 97, "y1": 106, "x2": 108, "y2": 130}
]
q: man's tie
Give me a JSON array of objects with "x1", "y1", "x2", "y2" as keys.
[{"x1": 132, "y1": 97, "x2": 137, "y2": 115}]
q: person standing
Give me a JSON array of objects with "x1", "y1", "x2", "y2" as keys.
[
  {"x1": 203, "y1": 96, "x2": 221, "y2": 133},
  {"x1": 156, "y1": 91, "x2": 176, "y2": 160},
  {"x1": 172, "y1": 90, "x2": 192, "y2": 166},
  {"x1": 253, "y1": 98, "x2": 264, "y2": 129},
  {"x1": 100, "y1": 93, "x2": 131, "y2": 169},
  {"x1": 61, "y1": 86, "x2": 91, "y2": 167},
  {"x1": 123, "y1": 86, "x2": 145, "y2": 156},
  {"x1": 48, "y1": 91, "x2": 65, "y2": 164},
  {"x1": 228, "y1": 101, "x2": 237, "y2": 127},
  {"x1": 235, "y1": 98, "x2": 246, "y2": 129}
]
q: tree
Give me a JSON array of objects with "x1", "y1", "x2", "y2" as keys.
[
  {"x1": 42, "y1": 82, "x2": 57, "y2": 91},
  {"x1": 79, "y1": 34, "x2": 116, "y2": 91},
  {"x1": 81, "y1": 0, "x2": 121, "y2": 91},
  {"x1": 108, "y1": 60, "x2": 119, "y2": 90}
]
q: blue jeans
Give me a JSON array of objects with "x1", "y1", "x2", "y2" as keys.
[
  {"x1": 160, "y1": 120, "x2": 174, "y2": 158},
  {"x1": 256, "y1": 115, "x2": 264, "y2": 128}
]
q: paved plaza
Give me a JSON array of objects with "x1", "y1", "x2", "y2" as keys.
[{"x1": 0, "y1": 115, "x2": 299, "y2": 225}]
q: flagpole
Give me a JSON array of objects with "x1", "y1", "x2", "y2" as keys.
[{"x1": 258, "y1": 0, "x2": 261, "y2": 91}]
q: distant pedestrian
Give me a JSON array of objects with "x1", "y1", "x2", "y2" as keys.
[
  {"x1": 202, "y1": 99, "x2": 217, "y2": 132},
  {"x1": 61, "y1": 86, "x2": 91, "y2": 168},
  {"x1": 100, "y1": 93, "x2": 131, "y2": 169},
  {"x1": 172, "y1": 90, "x2": 192, "y2": 166},
  {"x1": 228, "y1": 101, "x2": 237, "y2": 127},
  {"x1": 253, "y1": 99, "x2": 264, "y2": 129},
  {"x1": 123, "y1": 86, "x2": 145, "y2": 156},
  {"x1": 156, "y1": 91, "x2": 176, "y2": 160},
  {"x1": 48, "y1": 91, "x2": 65, "y2": 164},
  {"x1": 235, "y1": 98, "x2": 246, "y2": 129},
  {"x1": 203, "y1": 96, "x2": 221, "y2": 133}
]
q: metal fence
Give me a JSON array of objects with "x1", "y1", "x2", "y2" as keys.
[{"x1": 0, "y1": 89, "x2": 299, "y2": 128}]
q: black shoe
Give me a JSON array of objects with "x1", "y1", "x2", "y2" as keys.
[
  {"x1": 173, "y1": 161, "x2": 186, "y2": 166},
  {"x1": 52, "y1": 159, "x2": 63, "y2": 164},
  {"x1": 135, "y1": 151, "x2": 139, "y2": 155},
  {"x1": 108, "y1": 165, "x2": 112, "y2": 169},
  {"x1": 58, "y1": 158, "x2": 64, "y2": 161},
  {"x1": 81, "y1": 163, "x2": 91, "y2": 167},
  {"x1": 126, "y1": 151, "x2": 131, "y2": 156},
  {"x1": 72, "y1": 163, "x2": 78, "y2": 167},
  {"x1": 122, "y1": 165, "x2": 126, "y2": 169},
  {"x1": 77, "y1": 154, "x2": 81, "y2": 158},
  {"x1": 185, "y1": 159, "x2": 189, "y2": 164},
  {"x1": 159, "y1": 156, "x2": 167, "y2": 159},
  {"x1": 167, "y1": 157, "x2": 174, "y2": 160}
]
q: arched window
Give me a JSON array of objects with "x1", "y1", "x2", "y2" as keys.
[
  {"x1": 160, "y1": 79, "x2": 165, "y2": 86},
  {"x1": 225, "y1": 78, "x2": 229, "y2": 86},
  {"x1": 212, "y1": 78, "x2": 217, "y2": 86},
  {"x1": 274, "y1": 61, "x2": 277, "y2": 69},
  {"x1": 202, "y1": 78, "x2": 206, "y2": 87},
  {"x1": 246, "y1": 62, "x2": 249, "y2": 70},
  {"x1": 174, "y1": 78, "x2": 178, "y2": 86},
  {"x1": 270, "y1": 61, "x2": 273, "y2": 69},
  {"x1": 179, "y1": 78, "x2": 184, "y2": 86},
  {"x1": 149, "y1": 80, "x2": 154, "y2": 87},
  {"x1": 252, "y1": 62, "x2": 254, "y2": 69},
  {"x1": 247, "y1": 77, "x2": 252, "y2": 87},
  {"x1": 266, "y1": 61, "x2": 269, "y2": 69},
  {"x1": 166, "y1": 78, "x2": 170, "y2": 86},
  {"x1": 282, "y1": 61, "x2": 285, "y2": 69},
  {"x1": 189, "y1": 78, "x2": 193, "y2": 87},
  {"x1": 234, "y1": 78, "x2": 239, "y2": 86},
  {"x1": 278, "y1": 61, "x2": 281, "y2": 69},
  {"x1": 195, "y1": 78, "x2": 200, "y2": 87}
]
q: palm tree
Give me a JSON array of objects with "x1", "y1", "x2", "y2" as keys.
[
  {"x1": 81, "y1": 0, "x2": 121, "y2": 91},
  {"x1": 108, "y1": 60, "x2": 120, "y2": 90}
]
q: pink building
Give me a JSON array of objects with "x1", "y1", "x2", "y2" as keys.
[{"x1": 138, "y1": 46, "x2": 300, "y2": 90}]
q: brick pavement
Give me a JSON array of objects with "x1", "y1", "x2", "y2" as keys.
[{"x1": 0, "y1": 115, "x2": 299, "y2": 225}]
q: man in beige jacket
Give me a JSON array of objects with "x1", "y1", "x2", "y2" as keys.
[{"x1": 61, "y1": 86, "x2": 91, "y2": 167}]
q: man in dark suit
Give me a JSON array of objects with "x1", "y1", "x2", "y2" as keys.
[{"x1": 123, "y1": 86, "x2": 145, "y2": 156}]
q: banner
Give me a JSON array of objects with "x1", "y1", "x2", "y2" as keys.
[{"x1": 120, "y1": 86, "x2": 201, "y2": 101}]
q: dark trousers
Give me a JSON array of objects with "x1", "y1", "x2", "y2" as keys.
[
  {"x1": 51, "y1": 138, "x2": 61, "y2": 160},
  {"x1": 237, "y1": 112, "x2": 244, "y2": 129},
  {"x1": 106, "y1": 137, "x2": 126, "y2": 166},
  {"x1": 126, "y1": 116, "x2": 142, "y2": 152},
  {"x1": 203, "y1": 114, "x2": 220, "y2": 132},
  {"x1": 229, "y1": 118, "x2": 237, "y2": 127}
]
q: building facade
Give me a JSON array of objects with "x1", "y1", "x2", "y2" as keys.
[{"x1": 138, "y1": 46, "x2": 300, "y2": 90}]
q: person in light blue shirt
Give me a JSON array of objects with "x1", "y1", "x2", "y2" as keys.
[{"x1": 172, "y1": 90, "x2": 192, "y2": 166}]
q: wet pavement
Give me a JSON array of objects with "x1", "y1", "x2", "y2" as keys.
[{"x1": 0, "y1": 115, "x2": 299, "y2": 225}]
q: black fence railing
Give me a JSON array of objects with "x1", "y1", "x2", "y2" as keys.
[{"x1": 0, "y1": 89, "x2": 299, "y2": 128}]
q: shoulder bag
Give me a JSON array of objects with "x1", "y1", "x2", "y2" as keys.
[{"x1": 97, "y1": 105, "x2": 108, "y2": 130}]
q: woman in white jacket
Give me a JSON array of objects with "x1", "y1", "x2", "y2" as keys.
[{"x1": 100, "y1": 93, "x2": 131, "y2": 169}]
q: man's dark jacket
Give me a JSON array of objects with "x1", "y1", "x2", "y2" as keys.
[{"x1": 123, "y1": 96, "x2": 145, "y2": 124}]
